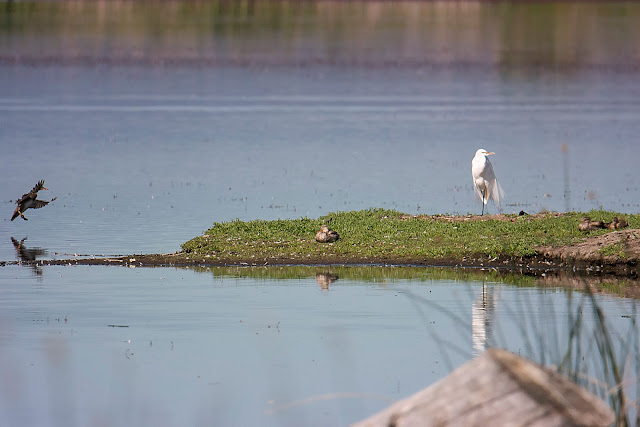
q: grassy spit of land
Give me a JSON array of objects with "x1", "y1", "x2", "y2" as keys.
[
  {"x1": 174, "y1": 209, "x2": 640, "y2": 272},
  {"x1": 24, "y1": 209, "x2": 639, "y2": 276}
]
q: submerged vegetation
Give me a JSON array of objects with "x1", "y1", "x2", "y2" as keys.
[{"x1": 182, "y1": 209, "x2": 640, "y2": 265}]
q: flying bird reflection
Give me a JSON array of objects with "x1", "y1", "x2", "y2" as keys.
[{"x1": 11, "y1": 237, "x2": 47, "y2": 277}]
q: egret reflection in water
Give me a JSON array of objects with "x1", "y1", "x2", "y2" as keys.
[{"x1": 472, "y1": 282, "x2": 498, "y2": 356}]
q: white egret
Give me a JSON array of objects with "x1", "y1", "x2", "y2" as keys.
[{"x1": 471, "y1": 149, "x2": 504, "y2": 216}]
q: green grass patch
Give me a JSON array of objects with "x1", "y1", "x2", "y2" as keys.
[
  {"x1": 181, "y1": 209, "x2": 640, "y2": 263},
  {"x1": 598, "y1": 239, "x2": 628, "y2": 259}
]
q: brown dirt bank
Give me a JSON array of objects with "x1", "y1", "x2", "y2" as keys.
[
  {"x1": 538, "y1": 228, "x2": 640, "y2": 274},
  {"x1": 540, "y1": 229, "x2": 640, "y2": 261},
  {"x1": 12, "y1": 229, "x2": 638, "y2": 279}
]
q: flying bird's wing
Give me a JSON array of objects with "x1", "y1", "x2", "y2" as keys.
[
  {"x1": 32, "y1": 197, "x2": 56, "y2": 210},
  {"x1": 15, "y1": 180, "x2": 45, "y2": 204},
  {"x1": 11, "y1": 206, "x2": 21, "y2": 221},
  {"x1": 16, "y1": 191, "x2": 33, "y2": 204},
  {"x1": 32, "y1": 180, "x2": 45, "y2": 193}
]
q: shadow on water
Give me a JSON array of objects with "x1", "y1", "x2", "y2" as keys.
[
  {"x1": 193, "y1": 265, "x2": 640, "y2": 423},
  {"x1": 11, "y1": 237, "x2": 47, "y2": 279}
]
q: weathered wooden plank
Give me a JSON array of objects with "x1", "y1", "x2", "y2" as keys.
[{"x1": 353, "y1": 348, "x2": 614, "y2": 427}]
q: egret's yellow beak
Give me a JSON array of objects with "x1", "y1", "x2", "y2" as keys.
[{"x1": 486, "y1": 152, "x2": 495, "y2": 156}]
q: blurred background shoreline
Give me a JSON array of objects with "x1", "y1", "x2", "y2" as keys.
[{"x1": 2, "y1": 1, "x2": 639, "y2": 70}]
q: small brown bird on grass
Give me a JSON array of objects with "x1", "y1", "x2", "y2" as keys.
[
  {"x1": 607, "y1": 217, "x2": 628, "y2": 230},
  {"x1": 579, "y1": 216, "x2": 629, "y2": 232},
  {"x1": 11, "y1": 180, "x2": 56, "y2": 221},
  {"x1": 578, "y1": 217, "x2": 605, "y2": 232},
  {"x1": 315, "y1": 225, "x2": 339, "y2": 243}
]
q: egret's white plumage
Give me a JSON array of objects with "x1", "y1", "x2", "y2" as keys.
[{"x1": 472, "y1": 148, "x2": 504, "y2": 215}]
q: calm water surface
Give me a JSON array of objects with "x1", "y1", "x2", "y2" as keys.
[
  {"x1": 0, "y1": 265, "x2": 638, "y2": 426},
  {"x1": 1, "y1": 2, "x2": 640, "y2": 425},
  {"x1": 2, "y1": 66, "x2": 639, "y2": 260}
]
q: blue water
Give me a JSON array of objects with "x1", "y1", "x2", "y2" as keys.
[
  {"x1": 0, "y1": 265, "x2": 636, "y2": 426},
  {"x1": 2, "y1": 66, "x2": 640, "y2": 261}
]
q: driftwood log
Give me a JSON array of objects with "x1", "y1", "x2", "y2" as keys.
[{"x1": 353, "y1": 348, "x2": 614, "y2": 427}]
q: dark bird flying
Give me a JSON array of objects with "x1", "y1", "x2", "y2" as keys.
[{"x1": 11, "y1": 180, "x2": 56, "y2": 221}]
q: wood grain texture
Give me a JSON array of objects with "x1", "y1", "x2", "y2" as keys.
[{"x1": 353, "y1": 349, "x2": 614, "y2": 427}]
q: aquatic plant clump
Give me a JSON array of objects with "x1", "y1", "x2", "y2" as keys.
[{"x1": 181, "y1": 209, "x2": 640, "y2": 266}]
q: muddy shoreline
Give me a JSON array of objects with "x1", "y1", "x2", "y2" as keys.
[
  {"x1": 5, "y1": 249, "x2": 637, "y2": 278},
  {"x1": 4, "y1": 229, "x2": 638, "y2": 279}
]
